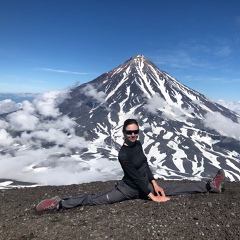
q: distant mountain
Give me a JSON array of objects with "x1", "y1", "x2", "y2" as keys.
[
  {"x1": 0, "y1": 93, "x2": 38, "y2": 103},
  {"x1": 59, "y1": 55, "x2": 240, "y2": 181}
]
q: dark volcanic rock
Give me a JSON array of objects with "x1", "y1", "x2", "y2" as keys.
[{"x1": 0, "y1": 180, "x2": 240, "y2": 239}]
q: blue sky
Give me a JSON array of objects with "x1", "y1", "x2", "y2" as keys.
[{"x1": 0, "y1": 0, "x2": 239, "y2": 102}]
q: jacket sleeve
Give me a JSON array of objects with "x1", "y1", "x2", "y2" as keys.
[
  {"x1": 147, "y1": 163, "x2": 155, "y2": 182},
  {"x1": 118, "y1": 151, "x2": 151, "y2": 196},
  {"x1": 137, "y1": 141, "x2": 155, "y2": 182}
]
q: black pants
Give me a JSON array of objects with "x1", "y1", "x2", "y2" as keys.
[{"x1": 61, "y1": 180, "x2": 207, "y2": 209}]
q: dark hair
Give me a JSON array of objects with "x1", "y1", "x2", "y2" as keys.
[{"x1": 122, "y1": 119, "x2": 139, "y2": 132}]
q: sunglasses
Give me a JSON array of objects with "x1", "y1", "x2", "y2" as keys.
[{"x1": 125, "y1": 130, "x2": 139, "y2": 135}]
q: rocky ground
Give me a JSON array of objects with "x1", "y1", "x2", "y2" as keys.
[{"x1": 0, "y1": 180, "x2": 240, "y2": 240}]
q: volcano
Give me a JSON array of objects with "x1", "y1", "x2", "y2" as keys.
[{"x1": 59, "y1": 55, "x2": 240, "y2": 181}]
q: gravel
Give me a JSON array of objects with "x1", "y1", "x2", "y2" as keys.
[{"x1": 0, "y1": 180, "x2": 239, "y2": 240}]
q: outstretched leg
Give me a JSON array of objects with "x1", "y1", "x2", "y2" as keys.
[
  {"x1": 150, "y1": 169, "x2": 225, "y2": 196},
  {"x1": 36, "y1": 180, "x2": 139, "y2": 211},
  {"x1": 151, "y1": 180, "x2": 208, "y2": 196}
]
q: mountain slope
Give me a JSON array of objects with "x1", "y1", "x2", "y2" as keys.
[{"x1": 59, "y1": 55, "x2": 240, "y2": 181}]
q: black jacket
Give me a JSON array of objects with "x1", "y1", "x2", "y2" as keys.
[{"x1": 118, "y1": 140, "x2": 154, "y2": 195}]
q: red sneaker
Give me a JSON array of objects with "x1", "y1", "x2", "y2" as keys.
[
  {"x1": 207, "y1": 169, "x2": 225, "y2": 193},
  {"x1": 36, "y1": 196, "x2": 61, "y2": 211}
]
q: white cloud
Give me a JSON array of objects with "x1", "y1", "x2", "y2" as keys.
[
  {"x1": 203, "y1": 112, "x2": 240, "y2": 140},
  {"x1": 0, "y1": 99, "x2": 21, "y2": 114},
  {"x1": 153, "y1": 50, "x2": 207, "y2": 69},
  {"x1": 82, "y1": 84, "x2": 106, "y2": 103},
  {"x1": 151, "y1": 39, "x2": 235, "y2": 73},
  {"x1": 6, "y1": 110, "x2": 39, "y2": 131},
  {"x1": 18, "y1": 128, "x2": 87, "y2": 150},
  {"x1": 217, "y1": 100, "x2": 240, "y2": 115},
  {"x1": 0, "y1": 129, "x2": 14, "y2": 147},
  {"x1": 38, "y1": 68, "x2": 88, "y2": 75},
  {"x1": 26, "y1": 128, "x2": 69, "y2": 145},
  {"x1": 33, "y1": 89, "x2": 70, "y2": 117},
  {"x1": 0, "y1": 149, "x2": 118, "y2": 185},
  {"x1": 214, "y1": 46, "x2": 232, "y2": 57},
  {"x1": 144, "y1": 93, "x2": 193, "y2": 120},
  {"x1": 0, "y1": 119, "x2": 9, "y2": 129},
  {"x1": 0, "y1": 89, "x2": 93, "y2": 186},
  {"x1": 22, "y1": 100, "x2": 35, "y2": 114},
  {"x1": 144, "y1": 93, "x2": 166, "y2": 113},
  {"x1": 37, "y1": 115, "x2": 76, "y2": 131}
]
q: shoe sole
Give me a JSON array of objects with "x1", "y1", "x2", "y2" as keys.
[
  {"x1": 217, "y1": 169, "x2": 225, "y2": 193},
  {"x1": 36, "y1": 196, "x2": 60, "y2": 212}
]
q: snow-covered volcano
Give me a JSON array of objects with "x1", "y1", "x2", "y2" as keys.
[
  {"x1": 1, "y1": 55, "x2": 240, "y2": 188},
  {"x1": 59, "y1": 55, "x2": 240, "y2": 181}
]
